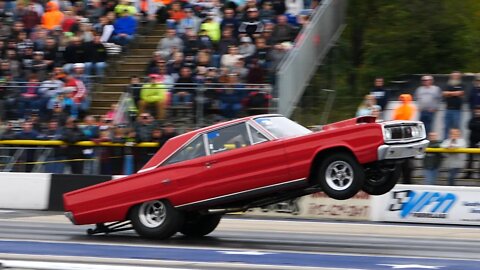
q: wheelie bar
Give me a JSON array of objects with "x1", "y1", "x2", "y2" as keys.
[{"x1": 86, "y1": 221, "x2": 133, "y2": 235}]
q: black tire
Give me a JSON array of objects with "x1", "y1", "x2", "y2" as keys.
[
  {"x1": 180, "y1": 214, "x2": 222, "y2": 237},
  {"x1": 363, "y1": 165, "x2": 401, "y2": 195},
  {"x1": 130, "y1": 199, "x2": 184, "y2": 239},
  {"x1": 316, "y1": 152, "x2": 365, "y2": 200}
]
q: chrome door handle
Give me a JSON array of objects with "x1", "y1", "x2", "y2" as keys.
[
  {"x1": 162, "y1": 179, "x2": 171, "y2": 185},
  {"x1": 205, "y1": 161, "x2": 217, "y2": 168}
]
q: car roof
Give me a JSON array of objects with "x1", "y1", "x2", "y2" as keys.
[{"x1": 139, "y1": 114, "x2": 282, "y2": 172}]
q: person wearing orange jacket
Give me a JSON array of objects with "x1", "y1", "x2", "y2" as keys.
[
  {"x1": 392, "y1": 94, "x2": 416, "y2": 120},
  {"x1": 392, "y1": 93, "x2": 417, "y2": 184},
  {"x1": 42, "y1": 1, "x2": 64, "y2": 31}
]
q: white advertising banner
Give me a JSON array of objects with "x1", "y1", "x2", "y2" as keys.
[
  {"x1": 245, "y1": 191, "x2": 371, "y2": 221},
  {"x1": 371, "y1": 184, "x2": 480, "y2": 225}
]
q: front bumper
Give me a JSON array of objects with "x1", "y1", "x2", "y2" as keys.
[
  {"x1": 64, "y1": 211, "x2": 77, "y2": 225},
  {"x1": 377, "y1": 139, "x2": 429, "y2": 160}
]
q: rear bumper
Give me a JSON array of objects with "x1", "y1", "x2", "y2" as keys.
[
  {"x1": 377, "y1": 139, "x2": 429, "y2": 160},
  {"x1": 64, "y1": 211, "x2": 77, "y2": 225}
]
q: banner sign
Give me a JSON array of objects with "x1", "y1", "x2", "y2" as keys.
[
  {"x1": 371, "y1": 185, "x2": 480, "y2": 225},
  {"x1": 245, "y1": 191, "x2": 371, "y2": 221}
]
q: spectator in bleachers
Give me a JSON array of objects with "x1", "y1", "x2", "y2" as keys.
[
  {"x1": 95, "y1": 15, "x2": 115, "y2": 43},
  {"x1": 157, "y1": 28, "x2": 183, "y2": 59},
  {"x1": 167, "y1": 1, "x2": 186, "y2": 27},
  {"x1": 369, "y1": 77, "x2": 388, "y2": 111},
  {"x1": 33, "y1": 28, "x2": 48, "y2": 51},
  {"x1": 41, "y1": 1, "x2": 64, "y2": 31},
  {"x1": 218, "y1": 28, "x2": 238, "y2": 57},
  {"x1": 167, "y1": 51, "x2": 185, "y2": 79},
  {"x1": 244, "y1": 85, "x2": 271, "y2": 115},
  {"x1": 414, "y1": 75, "x2": 442, "y2": 134},
  {"x1": 356, "y1": 94, "x2": 377, "y2": 117},
  {"x1": 182, "y1": 30, "x2": 200, "y2": 58},
  {"x1": 63, "y1": 37, "x2": 86, "y2": 73},
  {"x1": 85, "y1": 34, "x2": 108, "y2": 77},
  {"x1": 268, "y1": 42, "x2": 288, "y2": 73},
  {"x1": 112, "y1": 10, "x2": 138, "y2": 48},
  {"x1": 230, "y1": 58, "x2": 249, "y2": 82},
  {"x1": 253, "y1": 37, "x2": 269, "y2": 68},
  {"x1": 469, "y1": 74, "x2": 480, "y2": 111},
  {"x1": 16, "y1": 121, "x2": 40, "y2": 140},
  {"x1": 423, "y1": 132, "x2": 442, "y2": 185},
  {"x1": 260, "y1": 1, "x2": 276, "y2": 22},
  {"x1": 177, "y1": 8, "x2": 201, "y2": 34},
  {"x1": 200, "y1": 14, "x2": 221, "y2": 44},
  {"x1": 247, "y1": 58, "x2": 266, "y2": 84},
  {"x1": 125, "y1": 75, "x2": 143, "y2": 108},
  {"x1": 18, "y1": 74, "x2": 41, "y2": 119},
  {"x1": 5, "y1": 50, "x2": 21, "y2": 79},
  {"x1": 39, "y1": 72, "x2": 64, "y2": 118},
  {"x1": 155, "y1": 62, "x2": 175, "y2": 90},
  {"x1": 43, "y1": 38, "x2": 60, "y2": 71},
  {"x1": 465, "y1": 106, "x2": 480, "y2": 179},
  {"x1": 0, "y1": 77, "x2": 7, "y2": 121},
  {"x1": 172, "y1": 66, "x2": 195, "y2": 106},
  {"x1": 31, "y1": 51, "x2": 48, "y2": 81},
  {"x1": 115, "y1": 0, "x2": 138, "y2": 16},
  {"x1": 239, "y1": 8, "x2": 264, "y2": 38},
  {"x1": 41, "y1": 119, "x2": 65, "y2": 173},
  {"x1": 441, "y1": 128, "x2": 467, "y2": 186},
  {"x1": 22, "y1": 3, "x2": 41, "y2": 36},
  {"x1": 443, "y1": 71, "x2": 465, "y2": 139},
  {"x1": 139, "y1": 74, "x2": 168, "y2": 120},
  {"x1": 221, "y1": 45, "x2": 242, "y2": 69},
  {"x1": 61, "y1": 9, "x2": 78, "y2": 33},
  {"x1": 219, "y1": 73, "x2": 244, "y2": 119},
  {"x1": 47, "y1": 90, "x2": 75, "y2": 124},
  {"x1": 62, "y1": 117, "x2": 87, "y2": 174},
  {"x1": 220, "y1": 8, "x2": 240, "y2": 36},
  {"x1": 285, "y1": 0, "x2": 304, "y2": 17},
  {"x1": 238, "y1": 36, "x2": 255, "y2": 59},
  {"x1": 271, "y1": 15, "x2": 296, "y2": 43},
  {"x1": 82, "y1": 115, "x2": 100, "y2": 140},
  {"x1": 64, "y1": 71, "x2": 88, "y2": 118},
  {"x1": 198, "y1": 29, "x2": 214, "y2": 51}
]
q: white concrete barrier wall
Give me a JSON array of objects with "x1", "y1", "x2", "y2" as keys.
[
  {"x1": 371, "y1": 184, "x2": 480, "y2": 225},
  {"x1": 0, "y1": 173, "x2": 51, "y2": 210}
]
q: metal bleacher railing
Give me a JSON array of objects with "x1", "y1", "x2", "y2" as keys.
[{"x1": 275, "y1": 0, "x2": 347, "y2": 117}]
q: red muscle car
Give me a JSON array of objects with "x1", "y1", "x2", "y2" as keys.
[{"x1": 64, "y1": 115, "x2": 428, "y2": 239}]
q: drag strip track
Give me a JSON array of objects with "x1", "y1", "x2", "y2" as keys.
[{"x1": 0, "y1": 212, "x2": 479, "y2": 270}]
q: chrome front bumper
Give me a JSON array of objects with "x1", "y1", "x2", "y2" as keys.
[
  {"x1": 378, "y1": 139, "x2": 429, "y2": 160},
  {"x1": 64, "y1": 211, "x2": 77, "y2": 225}
]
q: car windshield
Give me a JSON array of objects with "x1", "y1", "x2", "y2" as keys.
[{"x1": 255, "y1": 116, "x2": 312, "y2": 138}]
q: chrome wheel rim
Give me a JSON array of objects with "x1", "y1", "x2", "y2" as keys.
[
  {"x1": 325, "y1": 161, "x2": 354, "y2": 191},
  {"x1": 138, "y1": 200, "x2": 167, "y2": 228}
]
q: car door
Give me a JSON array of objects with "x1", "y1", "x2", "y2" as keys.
[{"x1": 198, "y1": 122, "x2": 292, "y2": 205}]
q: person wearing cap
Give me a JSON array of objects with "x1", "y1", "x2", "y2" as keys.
[
  {"x1": 443, "y1": 71, "x2": 465, "y2": 140},
  {"x1": 238, "y1": 7, "x2": 264, "y2": 38},
  {"x1": 469, "y1": 74, "x2": 480, "y2": 112},
  {"x1": 414, "y1": 75, "x2": 442, "y2": 134},
  {"x1": 139, "y1": 74, "x2": 168, "y2": 120}
]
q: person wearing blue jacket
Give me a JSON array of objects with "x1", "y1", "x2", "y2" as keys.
[{"x1": 112, "y1": 10, "x2": 138, "y2": 47}]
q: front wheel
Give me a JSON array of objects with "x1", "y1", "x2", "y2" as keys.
[
  {"x1": 363, "y1": 165, "x2": 401, "y2": 195},
  {"x1": 180, "y1": 214, "x2": 222, "y2": 237},
  {"x1": 316, "y1": 153, "x2": 364, "y2": 200},
  {"x1": 130, "y1": 199, "x2": 184, "y2": 239}
]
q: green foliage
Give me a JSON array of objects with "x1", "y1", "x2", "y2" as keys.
[{"x1": 341, "y1": 0, "x2": 480, "y2": 93}]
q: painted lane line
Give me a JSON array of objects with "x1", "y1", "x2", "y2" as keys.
[
  {"x1": 0, "y1": 240, "x2": 476, "y2": 269},
  {"x1": 0, "y1": 260, "x2": 194, "y2": 270},
  {"x1": 378, "y1": 264, "x2": 444, "y2": 269},
  {"x1": 218, "y1": 250, "x2": 273, "y2": 255}
]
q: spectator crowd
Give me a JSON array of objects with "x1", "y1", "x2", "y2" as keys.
[
  {"x1": 0, "y1": 0, "x2": 316, "y2": 174},
  {"x1": 356, "y1": 72, "x2": 480, "y2": 186}
]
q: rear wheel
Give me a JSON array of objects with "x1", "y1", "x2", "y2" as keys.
[
  {"x1": 130, "y1": 200, "x2": 184, "y2": 239},
  {"x1": 316, "y1": 153, "x2": 364, "y2": 200},
  {"x1": 180, "y1": 214, "x2": 222, "y2": 237},
  {"x1": 363, "y1": 165, "x2": 401, "y2": 195}
]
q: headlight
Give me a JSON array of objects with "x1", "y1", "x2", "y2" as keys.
[
  {"x1": 384, "y1": 128, "x2": 392, "y2": 140},
  {"x1": 411, "y1": 126, "x2": 420, "y2": 138}
]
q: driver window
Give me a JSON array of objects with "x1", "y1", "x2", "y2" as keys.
[
  {"x1": 163, "y1": 136, "x2": 206, "y2": 165},
  {"x1": 207, "y1": 124, "x2": 251, "y2": 154}
]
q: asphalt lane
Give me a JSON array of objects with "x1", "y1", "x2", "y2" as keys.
[{"x1": 0, "y1": 211, "x2": 479, "y2": 270}]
